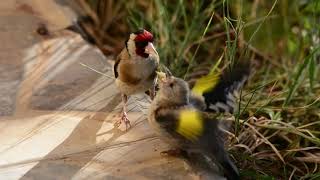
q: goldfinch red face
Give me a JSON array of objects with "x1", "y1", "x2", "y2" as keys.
[{"x1": 127, "y1": 29, "x2": 158, "y2": 58}]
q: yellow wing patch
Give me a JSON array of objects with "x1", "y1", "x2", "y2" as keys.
[
  {"x1": 176, "y1": 110, "x2": 204, "y2": 141},
  {"x1": 192, "y1": 73, "x2": 220, "y2": 96}
]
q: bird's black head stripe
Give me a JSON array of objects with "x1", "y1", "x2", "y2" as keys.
[
  {"x1": 125, "y1": 38, "x2": 129, "y2": 50},
  {"x1": 133, "y1": 29, "x2": 144, "y2": 35}
]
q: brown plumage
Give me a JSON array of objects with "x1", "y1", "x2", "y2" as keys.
[
  {"x1": 114, "y1": 29, "x2": 159, "y2": 129},
  {"x1": 66, "y1": 20, "x2": 159, "y2": 129}
]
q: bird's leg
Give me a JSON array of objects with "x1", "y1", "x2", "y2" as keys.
[
  {"x1": 115, "y1": 94, "x2": 131, "y2": 130},
  {"x1": 149, "y1": 84, "x2": 156, "y2": 100},
  {"x1": 121, "y1": 94, "x2": 131, "y2": 130}
]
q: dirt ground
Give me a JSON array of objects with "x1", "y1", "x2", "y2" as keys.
[{"x1": 0, "y1": 1, "x2": 224, "y2": 179}]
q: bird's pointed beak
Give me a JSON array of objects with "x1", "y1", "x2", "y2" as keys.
[
  {"x1": 156, "y1": 71, "x2": 167, "y2": 83},
  {"x1": 145, "y1": 42, "x2": 158, "y2": 57}
]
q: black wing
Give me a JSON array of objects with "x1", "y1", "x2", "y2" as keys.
[
  {"x1": 203, "y1": 63, "x2": 250, "y2": 113},
  {"x1": 113, "y1": 56, "x2": 120, "y2": 78},
  {"x1": 154, "y1": 108, "x2": 239, "y2": 180}
]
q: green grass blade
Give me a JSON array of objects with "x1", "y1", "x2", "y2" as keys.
[
  {"x1": 284, "y1": 47, "x2": 320, "y2": 106},
  {"x1": 183, "y1": 10, "x2": 215, "y2": 79}
]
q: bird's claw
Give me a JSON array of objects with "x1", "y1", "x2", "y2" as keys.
[
  {"x1": 160, "y1": 149, "x2": 182, "y2": 157},
  {"x1": 122, "y1": 113, "x2": 131, "y2": 130},
  {"x1": 114, "y1": 111, "x2": 131, "y2": 130}
]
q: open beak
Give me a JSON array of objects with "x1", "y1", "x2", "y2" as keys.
[
  {"x1": 156, "y1": 71, "x2": 167, "y2": 83},
  {"x1": 145, "y1": 42, "x2": 158, "y2": 57}
]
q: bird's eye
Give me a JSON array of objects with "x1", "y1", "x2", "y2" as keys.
[
  {"x1": 135, "y1": 41, "x2": 148, "y2": 48},
  {"x1": 169, "y1": 83, "x2": 174, "y2": 88}
]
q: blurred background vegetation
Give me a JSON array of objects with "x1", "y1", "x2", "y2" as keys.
[{"x1": 81, "y1": 0, "x2": 319, "y2": 179}]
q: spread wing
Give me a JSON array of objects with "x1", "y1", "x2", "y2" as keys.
[
  {"x1": 154, "y1": 108, "x2": 239, "y2": 179},
  {"x1": 190, "y1": 63, "x2": 250, "y2": 113},
  {"x1": 155, "y1": 108, "x2": 225, "y2": 146},
  {"x1": 202, "y1": 64, "x2": 250, "y2": 113}
]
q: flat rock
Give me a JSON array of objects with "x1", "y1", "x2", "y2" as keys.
[
  {"x1": 0, "y1": 1, "x2": 225, "y2": 180},
  {"x1": 28, "y1": 36, "x2": 112, "y2": 111}
]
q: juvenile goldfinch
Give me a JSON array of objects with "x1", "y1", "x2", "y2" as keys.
[
  {"x1": 149, "y1": 73, "x2": 240, "y2": 180},
  {"x1": 114, "y1": 29, "x2": 159, "y2": 129}
]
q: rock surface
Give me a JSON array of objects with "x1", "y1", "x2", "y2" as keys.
[{"x1": 0, "y1": 1, "x2": 224, "y2": 180}]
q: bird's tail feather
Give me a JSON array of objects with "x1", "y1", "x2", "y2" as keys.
[{"x1": 220, "y1": 155, "x2": 240, "y2": 180}]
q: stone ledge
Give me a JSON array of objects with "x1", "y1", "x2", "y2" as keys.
[{"x1": 0, "y1": 1, "x2": 225, "y2": 179}]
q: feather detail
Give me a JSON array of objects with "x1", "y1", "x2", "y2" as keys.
[
  {"x1": 177, "y1": 110, "x2": 204, "y2": 141},
  {"x1": 191, "y1": 73, "x2": 220, "y2": 96},
  {"x1": 188, "y1": 61, "x2": 250, "y2": 113},
  {"x1": 134, "y1": 29, "x2": 154, "y2": 42},
  {"x1": 203, "y1": 63, "x2": 250, "y2": 113}
]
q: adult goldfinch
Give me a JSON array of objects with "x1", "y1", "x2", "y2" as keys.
[
  {"x1": 114, "y1": 29, "x2": 159, "y2": 129},
  {"x1": 149, "y1": 73, "x2": 240, "y2": 180},
  {"x1": 66, "y1": 19, "x2": 160, "y2": 129}
]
